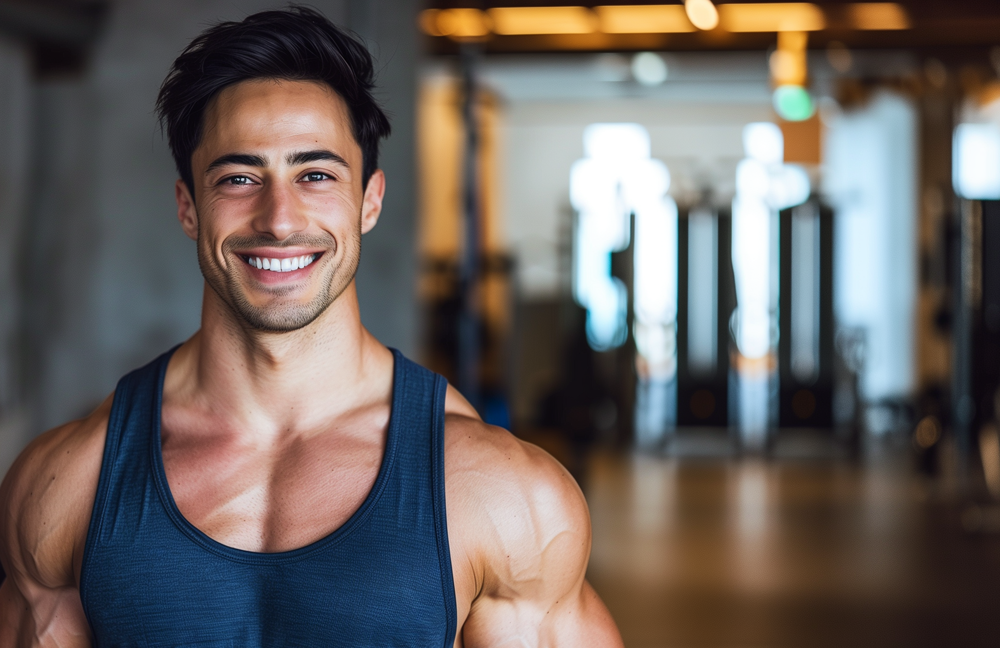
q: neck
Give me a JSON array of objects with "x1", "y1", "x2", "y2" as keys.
[{"x1": 168, "y1": 280, "x2": 392, "y2": 436}]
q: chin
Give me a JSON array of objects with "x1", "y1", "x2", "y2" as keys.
[
  {"x1": 232, "y1": 300, "x2": 331, "y2": 332},
  {"x1": 214, "y1": 275, "x2": 335, "y2": 332}
]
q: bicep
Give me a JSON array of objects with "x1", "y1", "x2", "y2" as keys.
[
  {"x1": 0, "y1": 420, "x2": 101, "y2": 648},
  {"x1": 0, "y1": 573, "x2": 91, "y2": 648},
  {"x1": 551, "y1": 581, "x2": 623, "y2": 648},
  {"x1": 462, "y1": 579, "x2": 622, "y2": 648},
  {"x1": 459, "y1": 445, "x2": 622, "y2": 647}
]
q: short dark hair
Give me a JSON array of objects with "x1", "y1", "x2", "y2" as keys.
[{"x1": 156, "y1": 6, "x2": 391, "y2": 193}]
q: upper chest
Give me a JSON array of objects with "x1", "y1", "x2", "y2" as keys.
[
  {"x1": 154, "y1": 396, "x2": 484, "y2": 629},
  {"x1": 159, "y1": 405, "x2": 387, "y2": 553}
]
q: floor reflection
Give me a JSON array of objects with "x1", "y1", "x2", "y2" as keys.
[{"x1": 584, "y1": 448, "x2": 1000, "y2": 648}]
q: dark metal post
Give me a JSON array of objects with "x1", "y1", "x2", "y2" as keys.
[
  {"x1": 457, "y1": 44, "x2": 481, "y2": 411},
  {"x1": 953, "y1": 198, "x2": 981, "y2": 482}
]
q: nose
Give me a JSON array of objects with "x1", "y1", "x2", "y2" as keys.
[{"x1": 251, "y1": 179, "x2": 309, "y2": 241}]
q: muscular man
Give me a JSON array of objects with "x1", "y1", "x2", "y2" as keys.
[{"x1": 0, "y1": 7, "x2": 622, "y2": 647}]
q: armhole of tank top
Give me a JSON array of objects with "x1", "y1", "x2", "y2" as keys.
[
  {"x1": 78, "y1": 371, "x2": 133, "y2": 613},
  {"x1": 430, "y1": 373, "x2": 458, "y2": 647}
]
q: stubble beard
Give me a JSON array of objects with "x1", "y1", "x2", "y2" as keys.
[{"x1": 199, "y1": 226, "x2": 362, "y2": 333}]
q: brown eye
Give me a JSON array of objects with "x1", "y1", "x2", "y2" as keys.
[
  {"x1": 303, "y1": 172, "x2": 332, "y2": 182},
  {"x1": 226, "y1": 175, "x2": 253, "y2": 185}
]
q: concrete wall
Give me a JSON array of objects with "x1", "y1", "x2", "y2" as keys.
[
  {"x1": 0, "y1": 0, "x2": 420, "y2": 471},
  {"x1": 0, "y1": 35, "x2": 31, "y2": 469},
  {"x1": 349, "y1": 0, "x2": 420, "y2": 359}
]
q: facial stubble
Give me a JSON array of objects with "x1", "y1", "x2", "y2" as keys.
[{"x1": 198, "y1": 223, "x2": 362, "y2": 333}]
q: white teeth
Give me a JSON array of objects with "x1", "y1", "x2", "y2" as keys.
[{"x1": 248, "y1": 254, "x2": 317, "y2": 272}]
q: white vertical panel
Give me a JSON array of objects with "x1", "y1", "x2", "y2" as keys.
[
  {"x1": 953, "y1": 123, "x2": 1000, "y2": 200},
  {"x1": 732, "y1": 195, "x2": 772, "y2": 358},
  {"x1": 824, "y1": 91, "x2": 918, "y2": 401}
]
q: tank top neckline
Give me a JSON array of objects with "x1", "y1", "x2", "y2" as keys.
[{"x1": 148, "y1": 346, "x2": 405, "y2": 565}]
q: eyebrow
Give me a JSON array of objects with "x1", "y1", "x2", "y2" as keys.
[
  {"x1": 204, "y1": 150, "x2": 350, "y2": 175},
  {"x1": 286, "y1": 149, "x2": 349, "y2": 168},
  {"x1": 204, "y1": 153, "x2": 267, "y2": 174}
]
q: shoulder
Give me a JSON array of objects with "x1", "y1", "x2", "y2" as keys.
[
  {"x1": 443, "y1": 411, "x2": 590, "y2": 593},
  {"x1": 0, "y1": 395, "x2": 112, "y2": 589}
]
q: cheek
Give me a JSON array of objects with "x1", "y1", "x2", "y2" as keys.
[
  {"x1": 201, "y1": 195, "x2": 261, "y2": 239},
  {"x1": 304, "y1": 193, "x2": 362, "y2": 231},
  {"x1": 195, "y1": 205, "x2": 245, "y2": 265}
]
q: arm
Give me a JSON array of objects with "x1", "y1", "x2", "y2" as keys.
[
  {"x1": 0, "y1": 403, "x2": 108, "y2": 647},
  {"x1": 447, "y1": 420, "x2": 623, "y2": 648}
]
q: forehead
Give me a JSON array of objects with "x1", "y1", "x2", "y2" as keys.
[{"x1": 197, "y1": 79, "x2": 358, "y2": 157}]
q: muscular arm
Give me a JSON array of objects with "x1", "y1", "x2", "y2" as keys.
[
  {"x1": 0, "y1": 401, "x2": 108, "y2": 647},
  {"x1": 446, "y1": 417, "x2": 623, "y2": 648}
]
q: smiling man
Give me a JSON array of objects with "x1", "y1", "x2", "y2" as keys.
[{"x1": 0, "y1": 7, "x2": 622, "y2": 647}]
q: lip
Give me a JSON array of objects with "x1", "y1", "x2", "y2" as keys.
[{"x1": 234, "y1": 247, "x2": 325, "y2": 259}]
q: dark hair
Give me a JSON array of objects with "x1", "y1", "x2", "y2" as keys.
[{"x1": 156, "y1": 6, "x2": 391, "y2": 192}]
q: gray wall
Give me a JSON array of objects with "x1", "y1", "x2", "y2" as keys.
[
  {"x1": 0, "y1": 0, "x2": 419, "y2": 472},
  {"x1": 350, "y1": 0, "x2": 420, "y2": 363},
  {"x1": 0, "y1": 35, "x2": 31, "y2": 467}
]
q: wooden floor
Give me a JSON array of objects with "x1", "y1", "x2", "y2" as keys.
[{"x1": 583, "y1": 448, "x2": 1000, "y2": 648}]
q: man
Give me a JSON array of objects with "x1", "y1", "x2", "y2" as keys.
[{"x1": 0, "y1": 7, "x2": 623, "y2": 646}]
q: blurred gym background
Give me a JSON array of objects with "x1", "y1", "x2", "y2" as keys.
[{"x1": 3, "y1": 0, "x2": 1000, "y2": 645}]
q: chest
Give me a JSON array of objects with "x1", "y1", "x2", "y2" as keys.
[
  {"x1": 85, "y1": 421, "x2": 457, "y2": 648},
  {"x1": 160, "y1": 423, "x2": 385, "y2": 553}
]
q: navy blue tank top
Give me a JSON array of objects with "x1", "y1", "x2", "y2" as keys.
[{"x1": 80, "y1": 348, "x2": 457, "y2": 646}]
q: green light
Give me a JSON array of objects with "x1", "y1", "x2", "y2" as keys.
[{"x1": 773, "y1": 85, "x2": 815, "y2": 122}]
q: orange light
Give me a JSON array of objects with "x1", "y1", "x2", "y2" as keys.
[
  {"x1": 684, "y1": 0, "x2": 720, "y2": 31},
  {"x1": 846, "y1": 3, "x2": 910, "y2": 30},
  {"x1": 487, "y1": 6, "x2": 598, "y2": 35},
  {"x1": 770, "y1": 50, "x2": 806, "y2": 84},
  {"x1": 419, "y1": 9, "x2": 445, "y2": 37},
  {"x1": 597, "y1": 5, "x2": 695, "y2": 33},
  {"x1": 422, "y1": 8, "x2": 492, "y2": 39},
  {"x1": 770, "y1": 31, "x2": 808, "y2": 86},
  {"x1": 778, "y1": 30, "x2": 808, "y2": 50},
  {"x1": 718, "y1": 3, "x2": 825, "y2": 32}
]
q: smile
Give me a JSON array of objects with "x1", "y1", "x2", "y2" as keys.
[{"x1": 242, "y1": 254, "x2": 317, "y2": 273}]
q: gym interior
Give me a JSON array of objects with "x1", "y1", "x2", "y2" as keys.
[{"x1": 2, "y1": 0, "x2": 1000, "y2": 645}]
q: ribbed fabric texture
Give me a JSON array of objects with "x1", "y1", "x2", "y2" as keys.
[{"x1": 80, "y1": 348, "x2": 457, "y2": 647}]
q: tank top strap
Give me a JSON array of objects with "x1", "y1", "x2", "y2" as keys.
[
  {"x1": 388, "y1": 347, "x2": 448, "y2": 457},
  {"x1": 387, "y1": 349, "x2": 449, "y2": 502},
  {"x1": 82, "y1": 347, "x2": 174, "y2": 566},
  {"x1": 386, "y1": 348, "x2": 456, "y2": 641}
]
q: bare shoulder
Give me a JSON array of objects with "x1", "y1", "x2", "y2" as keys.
[
  {"x1": 443, "y1": 412, "x2": 586, "y2": 520},
  {"x1": 443, "y1": 381, "x2": 586, "y2": 532},
  {"x1": 442, "y1": 408, "x2": 590, "y2": 588},
  {"x1": 0, "y1": 395, "x2": 112, "y2": 589},
  {"x1": 441, "y1": 410, "x2": 624, "y2": 647}
]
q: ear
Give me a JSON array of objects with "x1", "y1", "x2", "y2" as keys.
[
  {"x1": 175, "y1": 179, "x2": 198, "y2": 241},
  {"x1": 360, "y1": 169, "x2": 386, "y2": 235}
]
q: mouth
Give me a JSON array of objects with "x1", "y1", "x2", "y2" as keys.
[{"x1": 240, "y1": 253, "x2": 320, "y2": 273}]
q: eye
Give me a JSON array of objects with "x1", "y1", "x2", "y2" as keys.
[
  {"x1": 302, "y1": 172, "x2": 333, "y2": 182},
  {"x1": 224, "y1": 175, "x2": 255, "y2": 186}
]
